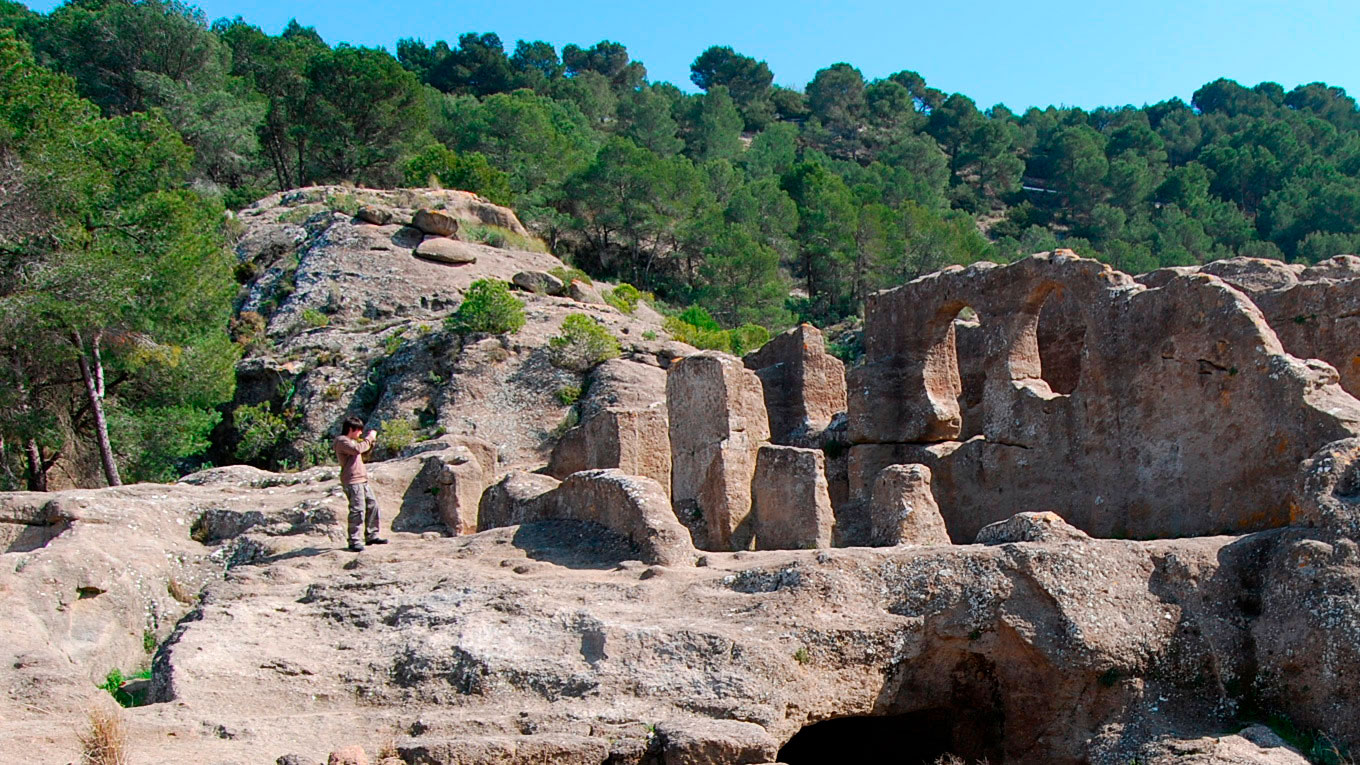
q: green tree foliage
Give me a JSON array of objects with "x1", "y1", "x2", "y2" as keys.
[
  {"x1": 403, "y1": 144, "x2": 513, "y2": 204},
  {"x1": 445, "y1": 279, "x2": 525, "y2": 335},
  {"x1": 548, "y1": 313, "x2": 621, "y2": 371},
  {"x1": 0, "y1": 30, "x2": 237, "y2": 489}
]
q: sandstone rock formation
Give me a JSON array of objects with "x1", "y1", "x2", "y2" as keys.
[
  {"x1": 667, "y1": 352, "x2": 771, "y2": 551},
  {"x1": 7, "y1": 462, "x2": 1351, "y2": 764},
  {"x1": 546, "y1": 406, "x2": 671, "y2": 489},
  {"x1": 411, "y1": 208, "x2": 460, "y2": 237},
  {"x1": 846, "y1": 250, "x2": 1360, "y2": 541},
  {"x1": 975, "y1": 510, "x2": 1090, "y2": 545},
  {"x1": 511, "y1": 270, "x2": 565, "y2": 296},
  {"x1": 413, "y1": 236, "x2": 477, "y2": 264},
  {"x1": 479, "y1": 469, "x2": 694, "y2": 566},
  {"x1": 743, "y1": 324, "x2": 846, "y2": 445},
  {"x1": 476, "y1": 470, "x2": 560, "y2": 530},
  {"x1": 1143, "y1": 255, "x2": 1360, "y2": 400},
  {"x1": 751, "y1": 445, "x2": 833, "y2": 550},
  {"x1": 868, "y1": 463, "x2": 949, "y2": 546}
]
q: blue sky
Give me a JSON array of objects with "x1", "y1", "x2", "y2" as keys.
[{"x1": 21, "y1": 0, "x2": 1360, "y2": 111}]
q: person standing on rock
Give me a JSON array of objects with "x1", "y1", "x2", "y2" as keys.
[{"x1": 334, "y1": 416, "x2": 388, "y2": 552}]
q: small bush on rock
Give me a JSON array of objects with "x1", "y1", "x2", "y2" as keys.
[
  {"x1": 549, "y1": 314, "x2": 621, "y2": 371},
  {"x1": 378, "y1": 418, "x2": 417, "y2": 455},
  {"x1": 604, "y1": 283, "x2": 650, "y2": 314},
  {"x1": 446, "y1": 279, "x2": 525, "y2": 335},
  {"x1": 233, "y1": 403, "x2": 289, "y2": 462}
]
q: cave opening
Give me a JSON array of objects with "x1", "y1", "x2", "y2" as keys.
[{"x1": 777, "y1": 707, "x2": 1000, "y2": 765}]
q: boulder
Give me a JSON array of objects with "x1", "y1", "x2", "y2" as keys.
[
  {"x1": 869, "y1": 464, "x2": 950, "y2": 546},
  {"x1": 511, "y1": 270, "x2": 565, "y2": 296},
  {"x1": 1291, "y1": 437, "x2": 1360, "y2": 537},
  {"x1": 411, "y1": 208, "x2": 459, "y2": 237},
  {"x1": 547, "y1": 406, "x2": 671, "y2": 491},
  {"x1": 567, "y1": 279, "x2": 606, "y2": 305},
  {"x1": 576, "y1": 359, "x2": 667, "y2": 422},
  {"x1": 667, "y1": 352, "x2": 771, "y2": 551},
  {"x1": 976, "y1": 511, "x2": 1090, "y2": 545},
  {"x1": 477, "y1": 471, "x2": 560, "y2": 531},
  {"x1": 432, "y1": 438, "x2": 498, "y2": 535},
  {"x1": 527, "y1": 469, "x2": 695, "y2": 566},
  {"x1": 414, "y1": 236, "x2": 477, "y2": 265},
  {"x1": 743, "y1": 324, "x2": 847, "y2": 445},
  {"x1": 327, "y1": 747, "x2": 368, "y2": 765},
  {"x1": 355, "y1": 205, "x2": 392, "y2": 225},
  {"x1": 657, "y1": 719, "x2": 779, "y2": 765},
  {"x1": 751, "y1": 445, "x2": 833, "y2": 550}
]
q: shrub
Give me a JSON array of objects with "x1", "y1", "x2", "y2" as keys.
[
  {"x1": 549, "y1": 314, "x2": 621, "y2": 372},
  {"x1": 325, "y1": 191, "x2": 360, "y2": 216},
  {"x1": 555, "y1": 384, "x2": 582, "y2": 406},
  {"x1": 229, "y1": 311, "x2": 267, "y2": 348},
  {"x1": 446, "y1": 279, "x2": 525, "y2": 335},
  {"x1": 603, "y1": 283, "x2": 648, "y2": 314},
  {"x1": 462, "y1": 222, "x2": 548, "y2": 253},
  {"x1": 97, "y1": 668, "x2": 150, "y2": 708},
  {"x1": 233, "y1": 403, "x2": 289, "y2": 462},
  {"x1": 377, "y1": 418, "x2": 417, "y2": 455},
  {"x1": 729, "y1": 324, "x2": 771, "y2": 356},
  {"x1": 664, "y1": 306, "x2": 772, "y2": 356},
  {"x1": 384, "y1": 330, "x2": 406, "y2": 355},
  {"x1": 79, "y1": 706, "x2": 128, "y2": 765},
  {"x1": 548, "y1": 265, "x2": 591, "y2": 285},
  {"x1": 300, "y1": 308, "x2": 329, "y2": 328},
  {"x1": 403, "y1": 145, "x2": 513, "y2": 205}
]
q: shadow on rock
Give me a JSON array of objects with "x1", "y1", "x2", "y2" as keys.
[{"x1": 511, "y1": 520, "x2": 638, "y2": 570}]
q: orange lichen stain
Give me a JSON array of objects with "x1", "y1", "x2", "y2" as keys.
[
  {"x1": 1219, "y1": 388, "x2": 1233, "y2": 408},
  {"x1": 1274, "y1": 435, "x2": 1290, "y2": 455}
]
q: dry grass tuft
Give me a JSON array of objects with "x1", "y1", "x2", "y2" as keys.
[{"x1": 78, "y1": 706, "x2": 128, "y2": 765}]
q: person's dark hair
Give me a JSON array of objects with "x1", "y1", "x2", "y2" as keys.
[{"x1": 342, "y1": 416, "x2": 365, "y2": 435}]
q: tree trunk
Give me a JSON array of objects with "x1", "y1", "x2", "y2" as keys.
[
  {"x1": 73, "y1": 332, "x2": 121, "y2": 487},
  {"x1": 24, "y1": 439, "x2": 50, "y2": 492}
]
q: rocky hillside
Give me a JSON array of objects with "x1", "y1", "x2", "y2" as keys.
[{"x1": 222, "y1": 186, "x2": 688, "y2": 470}]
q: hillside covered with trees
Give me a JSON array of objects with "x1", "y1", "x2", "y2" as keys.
[{"x1": 5, "y1": 0, "x2": 1360, "y2": 487}]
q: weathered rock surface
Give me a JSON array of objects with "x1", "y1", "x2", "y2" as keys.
[
  {"x1": 847, "y1": 251, "x2": 1360, "y2": 541},
  {"x1": 869, "y1": 463, "x2": 949, "y2": 546},
  {"x1": 667, "y1": 352, "x2": 772, "y2": 551},
  {"x1": 480, "y1": 469, "x2": 694, "y2": 566},
  {"x1": 355, "y1": 205, "x2": 392, "y2": 225},
  {"x1": 975, "y1": 510, "x2": 1090, "y2": 545},
  {"x1": 1291, "y1": 437, "x2": 1360, "y2": 538},
  {"x1": 4, "y1": 454, "x2": 1360, "y2": 764},
  {"x1": 751, "y1": 445, "x2": 833, "y2": 550},
  {"x1": 546, "y1": 406, "x2": 671, "y2": 490},
  {"x1": 743, "y1": 324, "x2": 847, "y2": 446},
  {"x1": 411, "y1": 208, "x2": 460, "y2": 237},
  {"x1": 476, "y1": 470, "x2": 560, "y2": 530},
  {"x1": 567, "y1": 279, "x2": 606, "y2": 305},
  {"x1": 222, "y1": 186, "x2": 686, "y2": 471},
  {"x1": 413, "y1": 235, "x2": 477, "y2": 264},
  {"x1": 656, "y1": 718, "x2": 779, "y2": 764},
  {"x1": 511, "y1": 270, "x2": 565, "y2": 296}
]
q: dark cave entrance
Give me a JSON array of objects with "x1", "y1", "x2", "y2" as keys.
[{"x1": 777, "y1": 706, "x2": 1003, "y2": 764}]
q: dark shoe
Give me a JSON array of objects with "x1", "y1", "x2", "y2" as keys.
[
  {"x1": 347, "y1": 543, "x2": 364, "y2": 552},
  {"x1": 366, "y1": 537, "x2": 389, "y2": 545}
]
